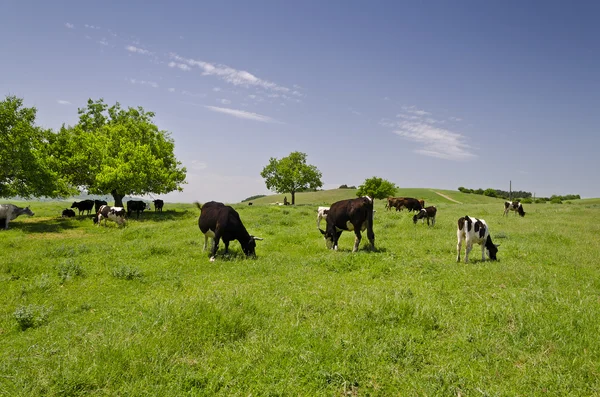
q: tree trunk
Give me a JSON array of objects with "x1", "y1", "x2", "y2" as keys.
[
  {"x1": 111, "y1": 189, "x2": 125, "y2": 208},
  {"x1": 291, "y1": 190, "x2": 295, "y2": 205}
]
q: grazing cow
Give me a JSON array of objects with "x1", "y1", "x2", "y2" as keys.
[
  {"x1": 318, "y1": 196, "x2": 375, "y2": 252},
  {"x1": 127, "y1": 200, "x2": 149, "y2": 218},
  {"x1": 316, "y1": 206, "x2": 330, "y2": 229},
  {"x1": 394, "y1": 197, "x2": 423, "y2": 212},
  {"x1": 94, "y1": 200, "x2": 108, "y2": 214},
  {"x1": 456, "y1": 216, "x2": 499, "y2": 263},
  {"x1": 71, "y1": 200, "x2": 94, "y2": 215},
  {"x1": 418, "y1": 199, "x2": 425, "y2": 209},
  {"x1": 503, "y1": 201, "x2": 526, "y2": 217},
  {"x1": 195, "y1": 201, "x2": 263, "y2": 262},
  {"x1": 386, "y1": 197, "x2": 404, "y2": 211},
  {"x1": 413, "y1": 206, "x2": 437, "y2": 226},
  {"x1": 153, "y1": 199, "x2": 164, "y2": 212},
  {"x1": 93, "y1": 205, "x2": 127, "y2": 226},
  {"x1": 61, "y1": 209, "x2": 76, "y2": 218},
  {"x1": 248, "y1": 202, "x2": 253, "y2": 206},
  {"x1": 0, "y1": 204, "x2": 34, "y2": 229}
]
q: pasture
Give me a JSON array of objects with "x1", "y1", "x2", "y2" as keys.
[{"x1": 1, "y1": 192, "x2": 599, "y2": 396}]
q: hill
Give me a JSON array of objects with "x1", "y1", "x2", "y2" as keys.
[{"x1": 244, "y1": 188, "x2": 505, "y2": 206}]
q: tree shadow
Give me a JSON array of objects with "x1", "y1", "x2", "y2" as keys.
[
  {"x1": 125, "y1": 210, "x2": 193, "y2": 222},
  {"x1": 6, "y1": 218, "x2": 79, "y2": 234}
]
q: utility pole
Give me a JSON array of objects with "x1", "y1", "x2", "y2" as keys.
[{"x1": 509, "y1": 180, "x2": 512, "y2": 201}]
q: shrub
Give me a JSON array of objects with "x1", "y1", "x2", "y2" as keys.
[
  {"x1": 57, "y1": 260, "x2": 85, "y2": 283},
  {"x1": 550, "y1": 197, "x2": 563, "y2": 204},
  {"x1": 14, "y1": 305, "x2": 50, "y2": 331},
  {"x1": 483, "y1": 188, "x2": 497, "y2": 197},
  {"x1": 521, "y1": 198, "x2": 533, "y2": 204},
  {"x1": 112, "y1": 266, "x2": 143, "y2": 280}
]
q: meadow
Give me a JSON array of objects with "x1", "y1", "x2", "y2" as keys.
[{"x1": 1, "y1": 189, "x2": 599, "y2": 396}]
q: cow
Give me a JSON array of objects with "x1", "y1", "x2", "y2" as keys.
[
  {"x1": 93, "y1": 205, "x2": 127, "y2": 226},
  {"x1": 318, "y1": 196, "x2": 375, "y2": 252},
  {"x1": 316, "y1": 206, "x2": 330, "y2": 229},
  {"x1": 0, "y1": 204, "x2": 34, "y2": 229},
  {"x1": 248, "y1": 202, "x2": 253, "y2": 206},
  {"x1": 456, "y1": 216, "x2": 499, "y2": 263},
  {"x1": 71, "y1": 200, "x2": 94, "y2": 215},
  {"x1": 153, "y1": 199, "x2": 164, "y2": 212},
  {"x1": 418, "y1": 199, "x2": 425, "y2": 209},
  {"x1": 127, "y1": 200, "x2": 149, "y2": 218},
  {"x1": 503, "y1": 201, "x2": 526, "y2": 217},
  {"x1": 94, "y1": 200, "x2": 108, "y2": 214},
  {"x1": 413, "y1": 206, "x2": 437, "y2": 226},
  {"x1": 394, "y1": 197, "x2": 423, "y2": 212},
  {"x1": 61, "y1": 209, "x2": 76, "y2": 218},
  {"x1": 195, "y1": 201, "x2": 263, "y2": 262},
  {"x1": 386, "y1": 197, "x2": 404, "y2": 211}
]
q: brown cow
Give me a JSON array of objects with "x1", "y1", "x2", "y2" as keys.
[{"x1": 319, "y1": 196, "x2": 375, "y2": 252}]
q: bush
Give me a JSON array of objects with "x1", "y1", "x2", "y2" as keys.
[
  {"x1": 550, "y1": 197, "x2": 563, "y2": 204},
  {"x1": 56, "y1": 260, "x2": 85, "y2": 283},
  {"x1": 483, "y1": 188, "x2": 497, "y2": 197},
  {"x1": 521, "y1": 198, "x2": 533, "y2": 204},
  {"x1": 14, "y1": 305, "x2": 50, "y2": 331},
  {"x1": 112, "y1": 266, "x2": 143, "y2": 280}
]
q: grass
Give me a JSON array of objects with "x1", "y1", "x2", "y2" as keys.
[{"x1": 1, "y1": 194, "x2": 599, "y2": 395}]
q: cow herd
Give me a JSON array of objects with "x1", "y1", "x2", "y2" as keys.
[{"x1": 1, "y1": 195, "x2": 527, "y2": 264}]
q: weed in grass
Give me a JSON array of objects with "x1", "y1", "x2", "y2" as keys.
[
  {"x1": 112, "y1": 265, "x2": 143, "y2": 280},
  {"x1": 13, "y1": 304, "x2": 50, "y2": 331},
  {"x1": 56, "y1": 260, "x2": 85, "y2": 283}
]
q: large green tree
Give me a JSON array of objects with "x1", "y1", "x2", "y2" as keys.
[
  {"x1": 52, "y1": 99, "x2": 187, "y2": 207},
  {"x1": 356, "y1": 176, "x2": 397, "y2": 200},
  {"x1": 0, "y1": 95, "x2": 73, "y2": 198},
  {"x1": 260, "y1": 151, "x2": 322, "y2": 205}
]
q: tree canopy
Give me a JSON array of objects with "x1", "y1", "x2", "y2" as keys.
[
  {"x1": 0, "y1": 95, "x2": 73, "y2": 199},
  {"x1": 356, "y1": 177, "x2": 397, "y2": 200},
  {"x1": 52, "y1": 99, "x2": 187, "y2": 206},
  {"x1": 260, "y1": 151, "x2": 322, "y2": 205}
]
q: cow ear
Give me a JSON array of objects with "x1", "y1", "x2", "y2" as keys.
[
  {"x1": 495, "y1": 244, "x2": 501, "y2": 248},
  {"x1": 252, "y1": 236, "x2": 264, "y2": 241},
  {"x1": 318, "y1": 228, "x2": 326, "y2": 235}
]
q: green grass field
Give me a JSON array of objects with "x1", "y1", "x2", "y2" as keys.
[{"x1": 1, "y1": 191, "x2": 599, "y2": 396}]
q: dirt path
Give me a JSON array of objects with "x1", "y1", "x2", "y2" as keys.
[{"x1": 432, "y1": 191, "x2": 462, "y2": 204}]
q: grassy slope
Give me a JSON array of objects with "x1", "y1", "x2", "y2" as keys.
[
  {"x1": 1, "y1": 198, "x2": 599, "y2": 395},
  {"x1": 246, "y1": 188, "x2": 504, "y2": 206}
]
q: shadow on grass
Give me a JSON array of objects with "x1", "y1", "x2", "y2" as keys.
[
  {"x1": 8, "y1": 218, "x2": 79, "y2": 233},
  {"x1": 124, "y1": 210, "x2": 193, "y2": 222}
]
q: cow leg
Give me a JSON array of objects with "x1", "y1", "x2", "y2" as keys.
[
  {"x1": 224, "y1": 240, "x2": 230, "y2": 254},
  {"x1": 481, "y1": 243, "x2": 486, "y2": 261},
  {"x1": 333, "y1": 231, "x2": 342, "y2": 251},
  {"x1": 456, "y1": 234, "x2": 462, "y2": 262},
  {"x1": 352, "y1": 230, "x2": 362, "y2": 253},
  {"x1": 210, "y1": 235, "x2": 221, "y2": 262},
  {"x1": 203, "y1": 235, "x2": 208, "y2": 251},
  {"x1": 465, "y1": 243, "x2": 474, "y2": 263}
]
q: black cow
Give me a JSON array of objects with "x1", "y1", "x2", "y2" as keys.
[
  {"x1": 394, "y1": 197, "x2": 423, "y2": 212},
  {"x1": 61, "y1": 209, "x2": 76, "y2": 218},
  {"x1": 153, "y1": 199, "x2": 164, "y2": 212},
  {"x1": 71, "y1": 200, "x2": 94, "y2": 215},
  {"x1": 318, "y1": 196, "x2": 375, "y2": 252},
  {"x1": 127, "y1": 200, "x2": 148, "y2": 218},
  {"x1": 413, "y1": 206, "x2": 437, "y2": 226},
  {"x1": 195, "y1": 201, "x2": 263, "y2": 262},
  {"x1": 94, "y1": 200, "x2": 108, "y2": 214}
]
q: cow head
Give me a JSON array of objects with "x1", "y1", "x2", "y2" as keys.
[
  {"x1": 485, "y1": 236, "x2": 499, "y2": 260},
  {"x1": 243, "y1": 236, "x2": 263, "y2": 257},
  {"x1": 318, "y1": 228, "x2": 334, "y2": 249},
  {"x1": 21, "y1": 207, "x2": 34, "y2": 217},
  {"x1": 413, "y1": 209, "x2": 426, "y2": 224}
]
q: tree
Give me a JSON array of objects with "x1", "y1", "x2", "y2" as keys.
[
  {"x1": 260, "y1": 151, "x2": 322, "y2": 205},
  {"x1": 483, "y1": 188, "x2": 497, "y2": 197},
  {"x1": 0, "y1": 96, "x2": 73, "y2": 198},
  {"x1": 52, "y1": 99, "x2": 187, "y2": 207},
  {"x1": 356, "y1": 177, "x2": 397, "y2": 200}
]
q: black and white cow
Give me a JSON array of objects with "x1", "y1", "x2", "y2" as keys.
[
  {"x1": 318, "y1": 196, "x2": 375, "y2": 252},
  {"x1": 316, "y1": 206, "x2": 330, "y2": 229},
  {"x1": 195, "y1": 201, "x2": 263, "y2": 262},
  {"x1": 0, "y1": 204, "x2": 34, "y2": 229},
  {"x1": 94, "y1": 200, "x2": 108, "y2": 214},
  {"x1": 127, "y1": 200, "x2": 149, "y2": 218},
  {"x1": 413, "y1": 206, "x2": 437, "y2": 226},
  {"x1": 153, "y1": 199, "x2": 164, "y2": 212},
  {"x1": 61, "y1": 209, "x2": 76, "y2": 218},
  {"x1": 456, "y1": 216, "x2": 499, "y2": 263},
  {"x1": 93, "y1": 205, "x2": 127, "y2": 226},
  {"x1": 71, "y1": 200, "x2": 94, "y2": 215},
  {"x1": 503, "y1": 201, "x2": 526, "y2": 217}
]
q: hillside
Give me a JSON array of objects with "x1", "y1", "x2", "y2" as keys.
[{"x1": 244, "y1": 188, "x2": 505, "y2": 206}]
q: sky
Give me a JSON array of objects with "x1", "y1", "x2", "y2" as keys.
[{"x1": 2, "y1": 0, "x2": 599, "y2": 202}]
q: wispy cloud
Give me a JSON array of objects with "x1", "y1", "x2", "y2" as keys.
[
  {"x1": 65, "y1": 23, "x2": 74, "y2": 29},
  {"x1": 204, "y1": 106, "x2": 279, "y2": 123},
  {"x1": 449, "y1": 116, "x2": 463, "y2": 122},
  {"x1": 84, "y1": 24, "x2": 100, "y2": 30},
  {"x1": 219, "y1": 99, "x2": 232, "y2": 105},
  {"x1": 383, "y1": 106, "x2": 476, "y2": 161},
  {"x1": 57, "y1": 100, "x2": 71, "y2": 105},
  {"x1": 181, "y1": 90, "x2": 206, "y2": 98},
  {"x1": 125, "y1": 45, "x2": 154, "y2": 55},
  {"x1": 169, "y1": 53, "x2": 301, "y2": 97},
  {"x1": 168, "y1": 61, "x2": 191, "y2": 71},
  {"x1": 168, "y1": 87, "x2": 176, "y2": 93},
  {"x1": 128, "y1": 78, "x2": 159, "y2": 88},
  {"x1": 98, "y1": 38, "x2": 108, "y2": 46},
  {"x1": 190, "y1": 160, "x2": 208, "y2": 170}
]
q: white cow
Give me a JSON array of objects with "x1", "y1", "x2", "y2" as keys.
[
  {"x1": 0, "y1": 204, "x2": 34, "y2": 229},
  {"x1": 93, "y1": 205, "x2": 127, "y2": 227},
  {"x1": 456, "y1": 216, "x2": 499, "y2": 263},
  {"x1": 316, "y1": 206, "x2": 330, "y2": 229}
]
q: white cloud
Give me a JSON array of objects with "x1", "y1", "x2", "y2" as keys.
[
  {"x1": 98, "y1": 38, "x2": 108, "y2": 46},
  {"x1": 449, "y1": 116, "x2": 463, "y2": 122},
  {"x1": 204, "y1": 106, "x2": 279, "y2": 123},
  {"x1": 168, "y1": 87, "x2": 176, "y2": 92},
  {"x1": 128, "y1": 78, "x2": 159, "y2": 88},
  {"x1": 84, "y1": 24, "x2": 100, "y2": 30},
  {"x1": 181, "y1": 90, "x2": 206, "y2": 98},
  {"x1": 190, "y1": 160, "x2": 208, "y2": 170},
  {"x1": 65, "y1": 23, "x2": 74, "y2": 29},
  {"x1": 125, "y1": 45, "x2": 154, "y2": 55},
  {"x1": 402, "y1": 106, "x2": 431, "y2": 116},
  {"x1": 169, "y1": 53, "x2": 301, "y2": 97},
  {"x1": 219, "y1": 99, "x2": 232, "y2": 105},
  {"x1": 213, "y1": 87, "x2": 222, "y2": 92},
  {"x1": 168, "y1": 61, "x2": 191, "y2": 71},
  {"x1": 392, "y1": 121, "x2": 475, "y2": 160},
  {"x1": 57, "y1": 100, "x2": 71, "y2": 105}
]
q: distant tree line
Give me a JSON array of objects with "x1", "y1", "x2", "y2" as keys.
[
  {"x1": 242, "y1": 194, "x2": 266, "y2": 202},
  {"x1": 338, "y1": 184, "x2": 357, "y2": 189},
  {"x1": 458, "y1": 186, "x2": 580, "y2": 203}
]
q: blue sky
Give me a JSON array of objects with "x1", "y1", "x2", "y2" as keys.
[{"x1": 2, "y1": 1, "x2": 599, "y2": 202}]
